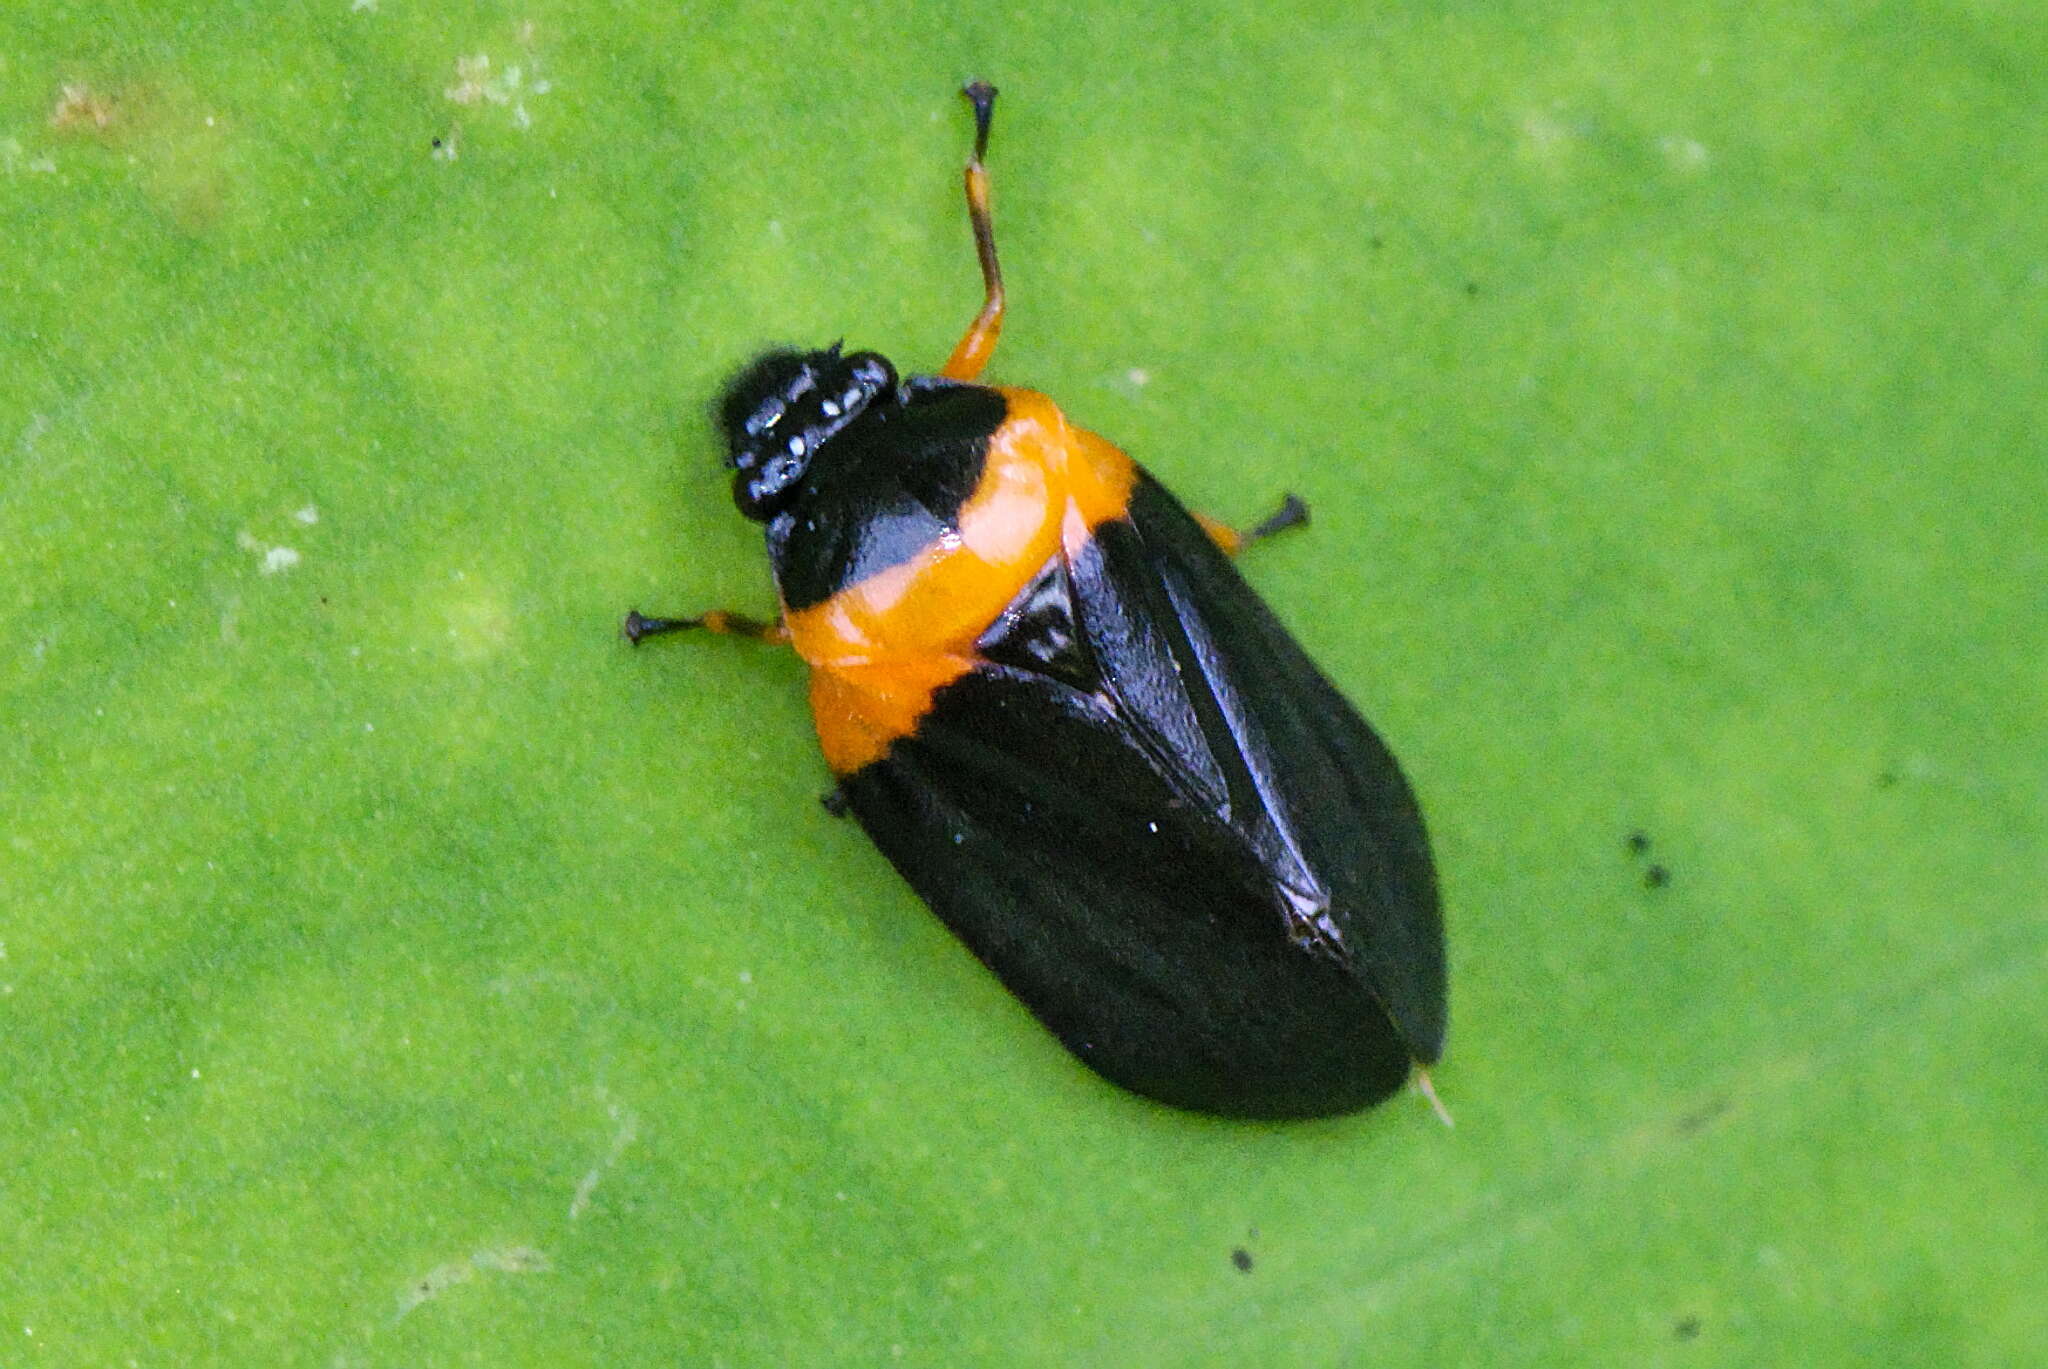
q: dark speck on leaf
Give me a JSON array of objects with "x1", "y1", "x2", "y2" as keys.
[
  {"x1": 1230, "y1": 1247, "x2": 1254, "y2": 1273},
  {"x1": 1674, "y1": 1316, "x2": 1701, "y2": 1341},
  {"x1": 1644, "y1": 864, "x2": 1671, "y2": 889},
  {"x1": 1625, "y1": 830, "x2": 1650, "y2": 856},
  {"x1": 1675, "y1": 1095, "x2": 1731, "y2": 1136}
]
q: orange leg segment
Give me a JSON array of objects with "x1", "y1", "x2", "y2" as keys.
[{"x1": 940, "y1": 81, "x2": 1006, "y2": 382}]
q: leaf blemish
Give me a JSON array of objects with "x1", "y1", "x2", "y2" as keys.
[
  {"x1": 569, "y1": 1088, "x2": 641, "y2": 1220},
  {"x1": 237, "y1": 530, "x2": 302, "y2": 575},
  {"x1": 1518, "y1": 108, "x2": 1578, "y2": 163},
  {"x1": 1657, "y1": 135, "x2": 1710, "y2": 172},
  {"x1": 50, "y1": 82, "x2": 117, "y2": 134},
  {"x1": 396, "y1": 1245, "x2": 552, "y2": 1319},
  {"x1": 443, "y1": 46, "x2": 552, "y2": 130},
  {"x1": 1675, "y1": 1095, "x2": 1731, "y2": 1137}
]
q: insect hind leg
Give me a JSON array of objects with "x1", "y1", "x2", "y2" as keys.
[{"x1": 940, "y1": 81, "x2": 1005, "y2": 382}]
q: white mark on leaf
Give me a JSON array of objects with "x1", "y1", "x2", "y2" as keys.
[
  {"x1": 1657, "y1": 135, "x2": 1710, "y2": 172},
  {"x1": 1519, "y1": 108, "x2": 1578, "y2": 161},
  {"x1": 444, "y1": 50, "x2": 552, "y2": 129},
  {"x1": 396, "y1": 1245, "x2": 551, "y2": 1318},
  {"x1": 238, "y1": 528, "x2": 304, "y2": 574},
  {"x1": 569, "y1": 1087, "x2": 642, "y2": 1220}
]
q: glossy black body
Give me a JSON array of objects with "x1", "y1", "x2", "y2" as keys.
[{"x1": 717, "y1": 356, "x2": 1445, "y2": 1120}]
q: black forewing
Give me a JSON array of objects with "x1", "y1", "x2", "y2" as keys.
[
  {"x1": 1111, "y1": 473, "x2": 1446, "y2": 1061},
  {"x1": 839, "y1": 471, "x2": 1442, "y2": 1118}
]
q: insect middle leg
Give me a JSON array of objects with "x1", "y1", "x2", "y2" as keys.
[{"x1": 621, "y1": 608, "x2": 790, "y2": 646}]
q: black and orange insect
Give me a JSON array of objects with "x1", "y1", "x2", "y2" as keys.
[{"x1": 627, "y1": 83, "x2": 1445, "y2": 1120}]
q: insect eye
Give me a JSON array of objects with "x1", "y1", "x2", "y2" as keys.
[{"x1": 850, "y1": 355, "x2": 895, "y2": 393}]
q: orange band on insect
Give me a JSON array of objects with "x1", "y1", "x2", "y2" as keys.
[{"x1": 788, "y1": 388, "x2": 1135, "y2": 773}]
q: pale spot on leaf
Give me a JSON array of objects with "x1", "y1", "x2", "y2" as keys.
[{"x1": 1658, "y1": 134, "x2": 1710, "y2": 172}]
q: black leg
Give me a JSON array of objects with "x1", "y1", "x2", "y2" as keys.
[
  {"x1": 1241, "y1": 493, "x2": 1311, "y2": 546},
  {"x1": 622, "y1": 608, "x2": 789, "y2": 646}
]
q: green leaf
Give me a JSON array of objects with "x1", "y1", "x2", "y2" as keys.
[{"x1": 4, "y1": 3, "x2": 2042, "y2": 1364}]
